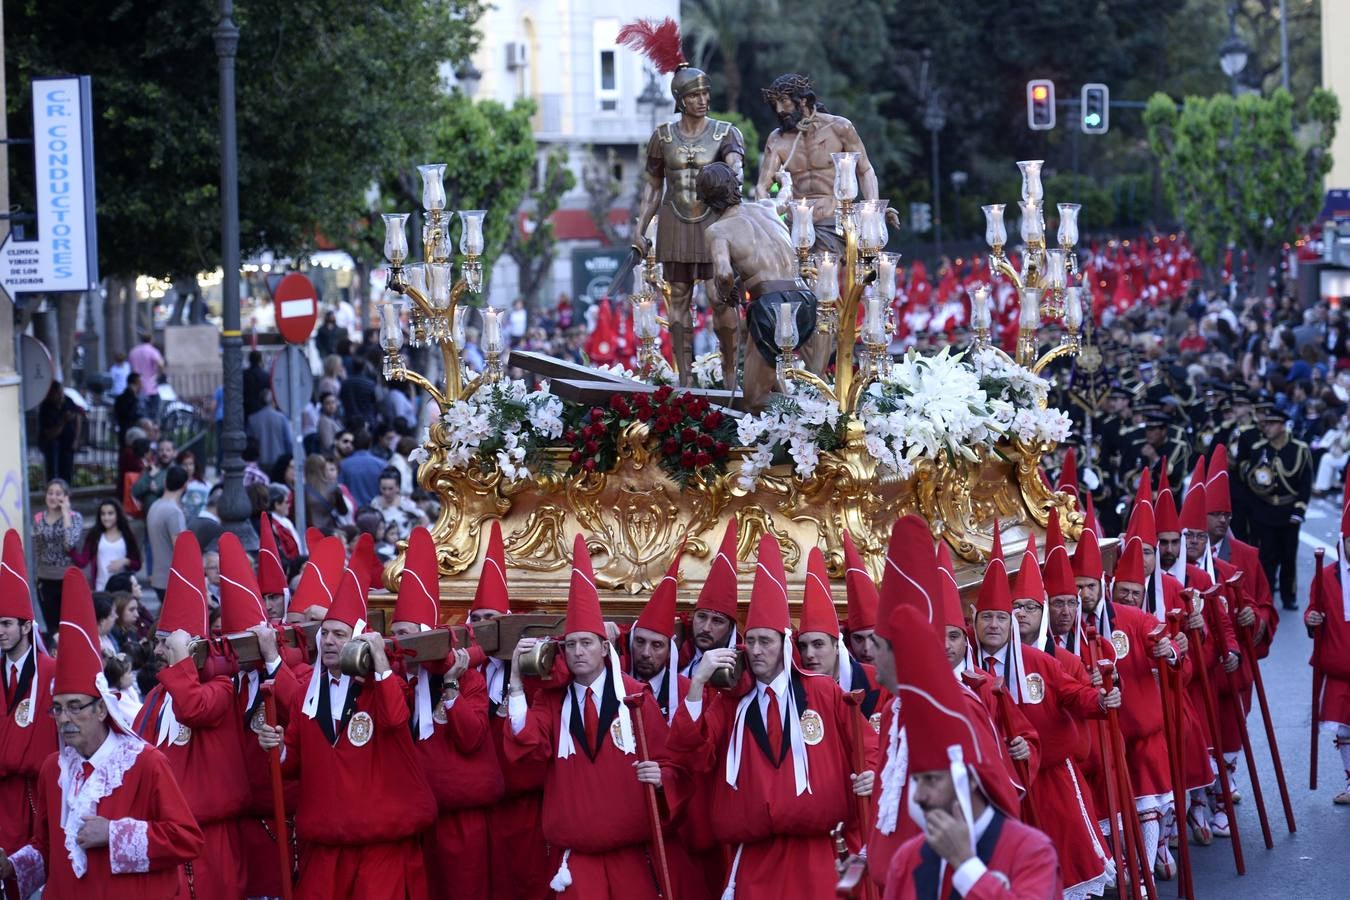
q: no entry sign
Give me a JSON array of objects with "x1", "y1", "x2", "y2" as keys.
[{"x1": 274, "y1": 272, "x2": 318, "y2": 344}]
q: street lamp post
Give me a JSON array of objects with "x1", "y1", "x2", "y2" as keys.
[
  {"x1": 637, "y1": 69, "x2": 666, "y2": 134},
  {"x1": 1219, "y1": 4, "x2": 1250, "y2": 96},
  {"x1": 950, "y1": 170, "x2": 968, "y2": 241},
  {"x1": 924, "y1": 93, "x2": 946, "y2": 258},
  {"x1": 215, "y1": 0, "x2": 254, "y2": 549}
]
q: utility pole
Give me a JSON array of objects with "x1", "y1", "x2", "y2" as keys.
[
  {"x1": 1280, "y1": 0, "x2": 1290, "y2": 92},
  {"x1": 215, "y1": 0, "x2": 255, "y2": 549}
]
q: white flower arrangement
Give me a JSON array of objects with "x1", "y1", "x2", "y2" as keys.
[
  {"x1": 735, "y1": 385, "x2": 844, "y2": 490},
  {"x1": 859, "y1": 347, "x2": 1000, "y2": 476},
  {"x1": 411, "y1": 378, "x2": 564, "y2": 481},
  {"x1": 690, "y1": 352, "x2": 725, "y2": 390},
  {"x1": 734, "y1": 346, "x2": 1074, "y2": 489},
  {"x1": 970, "y1": 348, "x2": 1073, "y2": 444}
]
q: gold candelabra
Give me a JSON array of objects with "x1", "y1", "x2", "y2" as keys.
[
  {"x1": 627, "y1": 221, "x2": 673, "y2": 380},
  {"x1": 975, "y1": 160, "x2": 1086, "y2": 374},
  {"x1": 378, "y1": 163, "x2": 499, "y2": 411},
  {"x1": 778, "y1": 152, "x2": 898, "y2": 412}
]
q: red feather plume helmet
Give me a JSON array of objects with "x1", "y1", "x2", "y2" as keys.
[{"x1": 617, "y1": 17, "x2": 710, "y2": 111}]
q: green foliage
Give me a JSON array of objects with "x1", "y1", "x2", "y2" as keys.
[
  {"x1": 6, "y1": 0, "x2": 484, "y2": 279},
  {"x1": 1040, "y1": 174, "x2": 1117, "y2": 234},
  {"x1": 1144, "y1": 88, "x2": 1339, "y2": 268},
  {"x1": 506, "y1": 146, "x2": 578, "y2": 307}
]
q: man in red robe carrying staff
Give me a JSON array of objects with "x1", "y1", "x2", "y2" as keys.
[
  {"x1": 668, "y1": 533, "x2": 874, "y2": 899},
  {"x1": 1, "y1": 569, "x2": 204, "y2": 898}
]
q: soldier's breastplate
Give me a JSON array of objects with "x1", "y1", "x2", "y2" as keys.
[{"x1": 661, "y1": 123, "x2": 726, "y2": 223}]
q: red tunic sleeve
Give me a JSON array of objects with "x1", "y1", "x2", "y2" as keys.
[
  {"x1": 444, "y1": 667, "x2": 489, "y2": 753},
  {"x1": 502, "y1": 686, "x2": 558, "y2": 764},
  {"x1": 117, "y1": 747, "x2": 206, "y2": 873},
  {"x1": 665, "y1": 690, "x2": 725, "y2": 775},
  {"x1": 963, "y1": 832, "x2": 1061, "y2": 900},
  {"x1": 156, "y1": 659, "x2": 235, "y2": 726}
]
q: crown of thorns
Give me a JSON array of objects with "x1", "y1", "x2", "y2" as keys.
[{"x1": 761, "y1": 73, "x2": 814, "y2": 104}]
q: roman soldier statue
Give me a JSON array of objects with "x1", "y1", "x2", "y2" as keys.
[{"x1": 619, "y1": 18, "x2": 745, "y2": 388}]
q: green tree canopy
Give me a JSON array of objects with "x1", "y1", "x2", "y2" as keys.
[
  {"x1": 6, "y1": 0, "x2": 484, "y2": 279},
  {"x1": 1144, "y1": 88, "x2": 1338, "y2": 272}
]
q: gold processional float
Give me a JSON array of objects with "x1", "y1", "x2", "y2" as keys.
[{"x1": 369, "y1": 158, "x2": 1107, "y2": 623}]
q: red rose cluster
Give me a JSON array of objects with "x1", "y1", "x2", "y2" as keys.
[{"x1": 563, "y1": 385, "x2": 735, "y2": 481}]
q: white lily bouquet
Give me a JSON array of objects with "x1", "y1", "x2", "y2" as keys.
[{"x1": 411, "y1": 378, "x2": 565, "y2": 481}]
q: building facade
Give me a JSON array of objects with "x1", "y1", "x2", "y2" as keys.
[{"x1": 462, "y1": 0, "x2": 680, "y2": 310}]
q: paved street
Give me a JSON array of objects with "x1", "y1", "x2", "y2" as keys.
[{"x1": 1185, "y1": 493, "x2": 1349, "y2": 898}]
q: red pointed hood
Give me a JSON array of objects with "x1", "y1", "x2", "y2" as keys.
[
  {"x1": 1084, "y1": 493, "x2": 1102, "y2": 538},
  {"x1": 1056, "y1": 447, "x2": 1079, "y2": 497},
  {"x1": 1125, "y1": 497, "x2": 1157, "y2": 547},
  {"x1": 877, "y1": 515, "x2": 942, "y2": 638},
  {"x1": 0, "y1": 529, "x2": 33, "y2": 620},
  {"x1": 695, "y1": 520, "x2": 740, "y2": 621},
  {"x1": 325, "y1": 567, "x2": 369, "y2": 633},
  {"x1": 1072, "y1": 528, "x2": 1104, "y2": 581},
  {"x1": 563, "y1": 533, "x2": 605, "y2": 637},
  {"x1": 1205, "y1": 445, "x2": 1232, "y2": 514},
  {"x1": 1182, "y1": 469, "x2": 1215, "y2": 531},
  {"x1": 256, "y1": 512, "x2": 288, "y2": 596},
  {"x1": 218, "y1": 532, "x2": 268, "y2": 634},
  {"x1": 889, "y1": 604, "x2": 983, "y2": 775},
  {"x1": 1342, "y1": 498, "x2": 1350, "y2": 539},
  {"x1": 976, "y1": 521, "x2": 1012, "y2": 615},
  {"x1": 305, "y1": 527, "x2": 325, "y2": 553},
  {"x1": 54, "y1": 569, "x2": 105, "y2": 697},
  {"x1": 1042, "y1": 511, "x2": 1077, "y2": 597},
  {"x1": 351, "y1": 532, "x2": 381, "y2": 592},
  {"x1": 472, "y1": 520, "x2": 510, "y2": 614},
  {"x1": 635, "y1": 542, "x2": 683, "y2": 639},
  {"x1": 293, "y1": 536, "x2": 346, "y2": 613},
  {"x1": 1012, "y1": 532, "x2": 1045, "y2": 602},
  {"x1": 798, "y1": 546, "x2": 840, "y2": 636},
  {"x1": 745, "y1": 534, "x2": 790, "y2": 634},
  {"x1": 1157, "y1": 458, "x2": 1171, "y2": 499},
  {"x1": 1155, "y1": 485, "x2": 1180, "y2": 536},
  {"x1": 936, "y1": 542, "x2": 967, "y2": 631},
  {"x1": 1114, "y1": 536, "x2": 1145, "y2": 586},
  {"x1": 394, "y1": 527, "x2": 441, "y2": 629},
  {"x1": 841, "y1": 530, "x2": 879, "y2": 632},
  {"x1": 1135, "y1": 467, "x2": 1153, "y2": 510},
  {"x1": 157, "y1": 532, "x2": 209, "y2": 638}
]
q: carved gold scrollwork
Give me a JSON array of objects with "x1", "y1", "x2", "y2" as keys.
[
  {"x1": 734, "y1": 506, "x2": 801, "y2": 573},
  {"x1": 504, "y1": 506, "x2": 573, "y2": 572}
]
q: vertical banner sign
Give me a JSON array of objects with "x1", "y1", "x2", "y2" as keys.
[{"x1": 0, "y1": 76, "x2": 99, "y2": 295}]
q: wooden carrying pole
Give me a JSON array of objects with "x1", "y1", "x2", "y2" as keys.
[
  {"x1": 1154, "y1": 617, "x2": 1193, "y2": 898},
  {"x1": 261, "y1": 683, "x2": 293, "y2": 900},
  {"x1": 841, "y1": 690, "x2": 879, "y2": 900},
  {"x1": 1311, "y1": 546, "x2": 1326, "y2": 791},
  {"x1": 623, "y1": 694, "x2": 676, "y2": 900},
  {"x1": 1235, "y1": 600, "x2": 1296, "y2": 832}
]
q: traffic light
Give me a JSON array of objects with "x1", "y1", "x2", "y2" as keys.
[
  {"x1": 1027, "y1": 79, "x2": 1055, "y2": 131},
  {"x1": 910, "y1": 202, "x2": 932, "y2": 234},
  {"x1": 1081, "y1": 83, "x2": 1109, "y2": 134}
]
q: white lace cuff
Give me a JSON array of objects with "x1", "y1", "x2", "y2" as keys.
[
  {"x1": 108, "y1": 817, "x2": 150, "y2": 874},
  {"x1": 10, "y1": 845, "x2": 44, "y2": 898}
]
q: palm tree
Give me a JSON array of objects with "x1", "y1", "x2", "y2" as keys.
[{"x1": 681, "y1": 0, "x2": 780, "y2": 115}]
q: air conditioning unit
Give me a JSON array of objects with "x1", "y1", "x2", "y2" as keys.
[{"x1": 506, "y1": 42, "x2": 528, "y2": 71}]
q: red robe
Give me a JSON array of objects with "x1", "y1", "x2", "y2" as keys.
[
  {"x1": 503, "y1": 671, "x2": 672, "y2": 900},
  {"x1": 233, "y1": 664, "x2": 295, "y2": 897},
  {"x1": 0, "y1": 647, "x2": 57, "y2": 853},
  {"x1": 480, "y1": 657, "x2": 552, "y2": 900},
  {"x1": 8, "y1": 732, "x2": 204, "y2": 899},
  {"x1": 1012, "y1": 644, "x2": 1111, "y2": 897},
  {"x1": 667, "y1": 672, "x2": 858, "y2": 900},
  {"x1": 866, "y1": 674, "x2": 1025, "y2": 890},
  {"x1": 133, "y1": 658, "x2": 248, "y2": 900},
  {"x1": 1217, "y1": 536, "x2": 1277, "y2": 660},
  {"x1": 278, "y1": 667, "x2": 438, "y2": 900},
  {"x1": 882, "y1": 809, "x2": 1061, "y2": 900},
  {"x1": 406, "y1": 665, "x2": 502, "y2": 900},
  {"x1": 1310, "y1": 562, "x2": 1350, "y2": 730},
  {"x1": 1168, "y1": 566, "x2": 1228, "y2": 790},
  {"x1": 1103, "y1": 602, "x2": 1176, "y2": 802}
]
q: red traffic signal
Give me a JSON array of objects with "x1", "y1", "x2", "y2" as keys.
[{"x1": 1027, "y1": 79, "x2": 1055, "y2": 131}]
